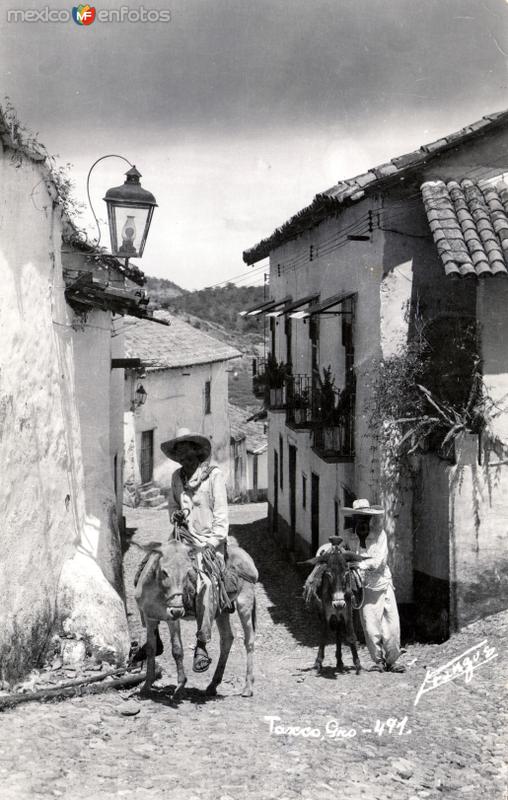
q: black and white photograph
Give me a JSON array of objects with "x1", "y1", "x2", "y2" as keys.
[{"x1": 0, "y1": 1, "x2": 507, "y2": 798}]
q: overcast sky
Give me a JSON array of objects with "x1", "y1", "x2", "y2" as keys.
[{"x1": 1, "y1": 0, "x2": 507, "y2": 288}]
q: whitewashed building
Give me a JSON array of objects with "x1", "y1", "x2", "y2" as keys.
[
  {"x1": 243, "y1": 109, "x2": 508, "y2": 639},
  {"x1": 228, "y1": 403, "x2": 268, "y2": 502},
  {"x1": 123, "y1": 312, "x2": 240, "y2": 498},
  {"x1": 0, "y1": 107, "x2": 156, "y2": 679}
]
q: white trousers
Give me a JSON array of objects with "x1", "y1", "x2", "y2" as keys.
[{"x1": 360, "y1": 583, "x2": 401, "y2": 667}]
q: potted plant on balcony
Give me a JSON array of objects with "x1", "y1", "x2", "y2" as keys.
[
  {"x1": 292, "y1": 387, "x2": 311, "y2": 425},
  {"x1": 319, "y1": 367, "x2": 336, "y2": 423},
  {"x1": 315, "y1": 367, "x2": 354, "y2": 453},
  {"x1": 264, "y1": 354, "x2": 291, "y2": 408},
  {"x1": 252, "y1": 367, "x2": 266, "y2": 398}
]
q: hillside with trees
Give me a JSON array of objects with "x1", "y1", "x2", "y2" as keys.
[{"x1": 145, "y1": 278, "x2": 266, "y2": 335}]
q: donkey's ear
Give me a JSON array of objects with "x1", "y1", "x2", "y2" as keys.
[{"x1": 132, "y1": 540, "x2": 163, "y2": 554}]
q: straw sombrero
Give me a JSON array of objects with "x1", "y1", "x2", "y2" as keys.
[
  {"x1": 342, "y1": 498, "x2": 384, "y2": 516},
  {"x1": 160, "y1": 427, "x2": 211, "y2": 462}
]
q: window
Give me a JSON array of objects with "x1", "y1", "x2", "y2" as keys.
[
  {"x1": 334, "y1": 499, "x2": 339, "y2": 535},
  {"x1": 285, "y1": 316, "x2": 292, "y2": 369},
  {"x1": 204, "y1": 380, "x2": 211, "y2": 414},
  {"x1": 302, "y1": 473, "x2": 307, "y2": 509},
  {"x1": 279, "y1": 434, "x2": 284, "y2": 491}
]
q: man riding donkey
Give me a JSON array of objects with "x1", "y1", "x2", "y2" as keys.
[
  {"x1": 133, "y1": 428, "x2": 232, "y2": 673},
  {"x1": 307, "y1": 498, "x2": 405, "y2": 673}
]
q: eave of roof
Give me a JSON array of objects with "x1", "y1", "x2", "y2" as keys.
[
  {"x1": 243, "y1": 109, "x2": 508, "y2": 264},
  {"x1": 63, "y1": 272, "x2": 162, "y2": 321}
]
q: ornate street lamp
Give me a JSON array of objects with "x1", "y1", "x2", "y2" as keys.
[
  {"x1": 103, "y1": 166, "x2": 157, "y2": 260},
  {"x1": 132, "y1": 383, "x2": 147, "y2": 411},
  {"x1": 87, "y1": 155, "x2": 157, "y2": 263}
]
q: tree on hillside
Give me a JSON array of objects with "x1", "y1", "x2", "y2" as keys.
[{"x1": 156, "y1": 282, "x2": 266, "y2": 334}]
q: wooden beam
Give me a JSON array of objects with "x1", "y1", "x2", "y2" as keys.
[{"x1": 111, "y1": 358, "x2": 142, "y2": 369}]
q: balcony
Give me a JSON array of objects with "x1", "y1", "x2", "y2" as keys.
[
  {"x1": 251, "y1": 358, "x2": 266, "y2": 399},
  {"x1": 312, "y1": 387, "x2": 355, "y2": 461},
  {"x1": 252, "y1": 355, "x2": 291, "y2": 410},
  {"x1": 286, "y1": 374, "x2": 316, "y2": 429}
]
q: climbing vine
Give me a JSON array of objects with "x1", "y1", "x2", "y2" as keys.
[
  {"x1": 0, "y1": 97, "x2": 86, "y2": 227},
  {"x1": 369, "y1": 307, "x2": 505, "y2": 464}
]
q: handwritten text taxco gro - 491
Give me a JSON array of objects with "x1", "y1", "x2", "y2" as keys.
[{"x1": 263, "y1": 716, "x2": 411, "y2": 739}]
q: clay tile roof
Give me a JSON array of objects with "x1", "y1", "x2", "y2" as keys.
[
  {"x1": 422, "y1": 178, "x2": 508, "y2": 278},
  {"x1": 228, "y1": 404, "x2": 267, "y2": 453},
  {"x1": 123, "y1": 313, "x2": 241, "y2": 370},
  {"x1": 243, "y1": 108, "x2": 508, "y2": 264}
]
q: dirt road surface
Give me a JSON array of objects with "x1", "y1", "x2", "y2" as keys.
[{"x1": 1, "y1": 503, "x2": 506, "y2": 800}]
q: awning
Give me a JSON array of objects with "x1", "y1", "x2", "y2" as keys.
[
  {"x1": 267, "y1": 293, "x2": 319, "y2": 318},
  {"x1": 239, "y1": 296, "x2": 291, "y2": 317},
  {"x1": 294, "y1": 291, "x2": 356, "y2": 319}
]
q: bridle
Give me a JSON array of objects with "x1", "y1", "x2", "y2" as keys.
[{"x1": 323, "y1": 545, "x2": 365, "y2": 611}]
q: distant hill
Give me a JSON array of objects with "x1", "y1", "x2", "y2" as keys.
[
  {"x1": 145, "y1": 278, "x2": 266, "y2": 336},
  {"x1": 144, "y1": 276, "x2": 185, "y2": 305}
]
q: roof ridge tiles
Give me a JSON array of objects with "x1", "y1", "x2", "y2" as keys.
[{"x1": 244, "y1": 109, "x2": 508, "y2": 264}]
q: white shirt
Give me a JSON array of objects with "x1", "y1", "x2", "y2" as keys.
[
  {"x1": 167, "y1": 463, "x2": 229, "y2": 550},
  {"x1": 317, "y1": 528, "x2": 393, "y2": 590}
]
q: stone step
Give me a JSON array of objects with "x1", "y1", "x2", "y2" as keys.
[
  {"x1": 143, "y1": 495, "x2": 166, "y2": 508},
  {"x1": 139, "y1": 487, "x2": 160, "y2": 500},
  {"x1": 154, "y1": 500, "x2": 168, "y2": 510}
]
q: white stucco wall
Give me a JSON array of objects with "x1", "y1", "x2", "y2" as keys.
[
  {"x1": 124, "y1": 357, "x2": 232, "y2": 491},
  {"x1": 246, "y1": 450, "x2": 268, "y2": 495},
  {"x1": 71, "y1": 308, "x2": 125, "y2": 594},
  {"x1": 0, "y1": 148, "x2": 129, "y2": 679}
]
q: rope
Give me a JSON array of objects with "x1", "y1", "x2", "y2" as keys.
[{"x1": 347, "y1": 567, "x2": 365, "y2": 611}]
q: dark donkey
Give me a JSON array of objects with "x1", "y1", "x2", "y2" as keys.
[
  {"x1": 134, "y1": 537, "x2": 258, "y2": 698},
  {"x1": 302, "y1": 536, "x2": 367, "y2": 675}
]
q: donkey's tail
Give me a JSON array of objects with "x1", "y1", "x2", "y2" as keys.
[{"x1": 252, "y1": 595, "x2": 257, "y2": 632}]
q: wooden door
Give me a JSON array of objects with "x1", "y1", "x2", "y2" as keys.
[
  {"x1": 273, "y1": 450, "x2": 279, "y2": 534},
  {"x1": 253, "y1": 454, "x2": 258, "y2": 498},
  {"x1": 311, "y1": 472, "x2": 319, "y2": 553},
  {"x1": 140, "y1": 430, "x2": 154, "y2": 485},
  {"x1": 289, "y1": 444, "x2": 297, "y2": 551}
]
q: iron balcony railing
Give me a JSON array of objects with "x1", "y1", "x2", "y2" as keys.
[
  {"x1": 286, "y1": 374, "x2": 318, "y2": 428},
  {"x1": 312, "y1": 387, "x2": 355, "y2": 459},
  {"x1": 251, "y1": 357, "x2": 266, "y2": 398}
]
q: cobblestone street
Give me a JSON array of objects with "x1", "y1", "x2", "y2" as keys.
[{"x1": 1, "y1": 503, "x2": 506, "y2": 800}]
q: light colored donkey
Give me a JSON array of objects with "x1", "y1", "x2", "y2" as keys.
[{"x1": 134, "y1": 538, "x2": 258, "y2": 698}]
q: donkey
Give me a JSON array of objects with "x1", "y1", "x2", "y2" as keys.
[
  {"x1": 134, "y1": 538, "x2": 258, "y2": 698},
  {"x1": 302, "y1": 538, "x2": 367, "y2": 676}
]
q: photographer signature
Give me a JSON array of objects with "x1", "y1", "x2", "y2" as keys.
[{"x1": 414, "y1": 639, "x2": 498, "y2": 706}]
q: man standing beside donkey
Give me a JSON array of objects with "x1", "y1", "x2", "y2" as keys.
[{"x1": 315, "y1": 498, "x2": 405, "y2": 673}]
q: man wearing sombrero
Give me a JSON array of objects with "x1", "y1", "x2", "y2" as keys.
[
  {"x1": 317, "y1": 498, "x2": 405, "y2": 673},
  {"x1": 162, "y1": 428, "x2": 229, "y2": 673}
]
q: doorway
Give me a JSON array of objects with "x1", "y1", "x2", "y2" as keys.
[
  {"x1": 289, "y1": 444, "x2": 297, "y2": 551},
  {"x1": 311, "y1": 472, "x2": 319, "y2": 553},
  {"x1": 140, "y1": 430, "x2": 154, "y2": 484},
  {"x1": 273, "y1": 450, "x2": 279, "y2": 534}
]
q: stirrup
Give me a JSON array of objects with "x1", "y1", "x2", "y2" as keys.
[{"x1": 193, "y1": 644, "x2": 212, "y2": 673}]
